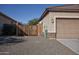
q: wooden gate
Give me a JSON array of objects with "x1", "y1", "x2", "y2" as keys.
[
  {"x1": 37, "y1": 23, "x2": 43, "y2": 36},
  {"x1": 25, "y1": 23, "x2": 43, "y2": 36},
  {"x1": 28, "y1": 25, "x2": 38, "y2": 36}
]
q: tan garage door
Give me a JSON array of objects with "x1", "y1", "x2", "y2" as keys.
[{"x1": 57, "y1": 18, "x2": 79, "y2": 39}]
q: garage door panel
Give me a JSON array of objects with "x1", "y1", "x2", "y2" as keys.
[{"x1": 57, "y1": 18, "x2": 79, "y2": 39}]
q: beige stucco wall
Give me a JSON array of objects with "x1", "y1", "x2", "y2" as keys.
[
  {"x1": 39, "y1": 12, "x2": 79, "y2": 33},
  {"x1": 39, "y1": 13, "x2": 54, "y2": 33}
]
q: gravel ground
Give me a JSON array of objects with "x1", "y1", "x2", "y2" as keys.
[{"x1": 0, "y1": 36, "x2": 77, "y2": 55}]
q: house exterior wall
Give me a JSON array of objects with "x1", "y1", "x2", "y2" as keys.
[
  {"x1": 0, "y1": 15, "x2": 16, "y2": 24},
  {"x1": 0, "y1": 14, "x2": 17, "y2": 36},
  {"x1": 39, "y1": 12, "x2": 79, "y2": 38},
  {"x1": 0, "y1": 23, "x2": 3, "y2": 35},
  {"x1": 39, "y1": 13, "x2": 54, "y2": 33},
  {"x1": 0, "y1": 13, "x2": 27, "y2": 36},
  {"x1": 51, "y1": 12, "x2": 79, "y2": 33}
]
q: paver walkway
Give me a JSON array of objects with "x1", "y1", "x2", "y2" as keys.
[{"x1": 0, "y1": 36, "x2": 77, "y2": 55}]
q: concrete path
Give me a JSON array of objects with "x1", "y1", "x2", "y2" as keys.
[
  {"x1": 0, "y1": 36, "x2": 77, "y2": 55},
  {"x1": 57, "y1": 39, "x2": 79, "y2": 54}
]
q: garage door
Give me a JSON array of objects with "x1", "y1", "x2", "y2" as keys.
[{"x1": 57, "y1": 18, "x2": 79, "y2": 39}]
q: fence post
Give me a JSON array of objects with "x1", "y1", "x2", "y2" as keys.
[{"x1": 16, "y1": 22, "x2": 18, "y2": 36}]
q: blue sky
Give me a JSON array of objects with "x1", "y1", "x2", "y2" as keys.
[{"x1": 0, "y1": 4, "x2": 63, "y2": 24}]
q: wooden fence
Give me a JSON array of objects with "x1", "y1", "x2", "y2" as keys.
[{"x1": 25, "y1": 23, "x2": 43, "y2": 36}]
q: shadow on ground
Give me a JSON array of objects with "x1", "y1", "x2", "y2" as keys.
[
  {"x1": 0, "y1": 36, "x2": 77, "y2": 55},
  {"x1": 0, "y1": 37, "x2": 25, "y2": 45}
]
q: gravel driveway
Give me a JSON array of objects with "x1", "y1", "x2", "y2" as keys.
[{"x1": 0, "y1": 36, "x2": 77, "y2": 55}]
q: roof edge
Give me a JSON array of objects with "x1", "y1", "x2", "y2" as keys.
[
  {"x1": 39, "y1": 8, "x2": 49, "y2": 22},
  {"x1": 0, "y1": 12, "x2": 23, "y2": 25},
  {"x1": 39, "y1": 4, "x2": 79, "y2": 22}
]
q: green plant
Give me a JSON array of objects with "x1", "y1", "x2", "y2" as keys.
[{"x1": 28, "y1": 18, "x2": 39, "y2": 25}]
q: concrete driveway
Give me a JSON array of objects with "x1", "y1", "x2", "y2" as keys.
[
  {"x1": 57, "y1": 39, "x2": 79, "y2": 54},
  {"x1": 0, "y1": 36, "x2": 77, "y2": 55}
]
